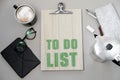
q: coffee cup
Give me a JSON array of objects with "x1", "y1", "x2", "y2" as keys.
[{"x1": 13, "y1": 4, "x2": 36, "y2": 25}]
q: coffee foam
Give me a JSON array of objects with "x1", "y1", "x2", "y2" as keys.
[{"x1": 16, "y1": 6, "x2": 34, "y2": 23}]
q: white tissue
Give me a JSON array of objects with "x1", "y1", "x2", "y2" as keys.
[{"x1": 95, "y1": 3, "x2": 120, "y2": 41}]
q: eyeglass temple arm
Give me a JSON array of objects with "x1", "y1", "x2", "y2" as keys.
[{"x1": 22, "y1": 36, "x2": 27, "y2": 41}]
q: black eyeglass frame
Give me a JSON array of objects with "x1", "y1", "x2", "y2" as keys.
[
  {"x1": 23, "y1": 28, "x2": 37, "y2": 40},
  {"x1": 15, "y1": 28, "x2": 37, "y2": 53}
]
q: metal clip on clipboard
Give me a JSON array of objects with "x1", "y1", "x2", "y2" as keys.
[{"x1": 50, "y1": 2, "x2": 73, "y2": 14}]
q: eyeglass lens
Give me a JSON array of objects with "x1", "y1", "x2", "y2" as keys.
[{"x1": 25, "y1": 28, "x2": 36, "y2": 40}]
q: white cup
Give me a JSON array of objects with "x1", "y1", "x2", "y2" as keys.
[{"x1": 13, "y1": 4, "x2": 36, "y2": 25}]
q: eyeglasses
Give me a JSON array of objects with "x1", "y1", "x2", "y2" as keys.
[{"x1": 15, "y1": 28, "x2": 36, "y2": 53}]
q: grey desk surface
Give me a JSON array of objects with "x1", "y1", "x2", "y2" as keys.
[{"x1": 0, "y1": 0, "x2": 120, "y2": 80}]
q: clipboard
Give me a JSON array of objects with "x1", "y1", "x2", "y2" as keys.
[{"x1": 41, "y1": 2, "x2": 83, "y2": 71}]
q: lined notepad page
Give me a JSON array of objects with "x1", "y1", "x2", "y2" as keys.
[{"x1": 41, "y1": 9, "x2": 83, "y2": 70}]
